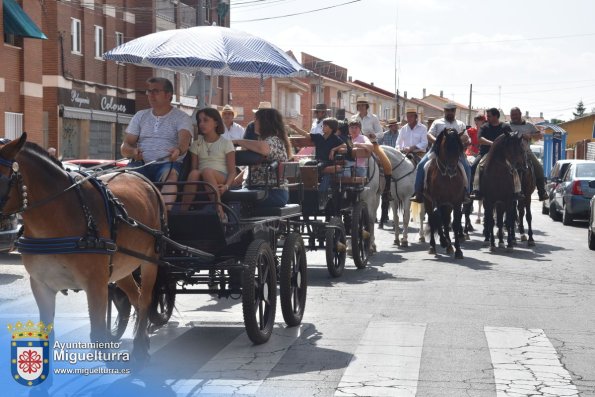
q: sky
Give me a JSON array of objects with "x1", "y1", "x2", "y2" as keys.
[{"x1": 229, "y1": 0, "x2": 595, "y2": 121}]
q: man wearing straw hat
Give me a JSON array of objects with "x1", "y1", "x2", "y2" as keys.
[
  {"x1": 396, "y1": 108, "x2": 428, "y2": 158},
  {"x1": 221, "y1": 104, "x2": 245, "y2": 141},
  {"x1": 351, "y1": 96, "x2": 393, "y2": 200},
  {"x1": 289, "y1": 103, "x2": 329, "y2": 136},
  {"x1": 379, "y1": 118, "x2": 400, "y2": 148}
]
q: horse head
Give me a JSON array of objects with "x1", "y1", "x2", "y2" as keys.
[
  {"x1": 437, "y1": 128, "x2": 463, "y2": 166},
  {"x1": 504, "y1": 131, "x2": 525, "y2": 169},
  {"x1": 0, "y1": 133, "x2": 28, "y2": 214}
]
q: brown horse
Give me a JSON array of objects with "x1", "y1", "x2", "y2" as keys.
[
  {"x1": 517, "y1": 150, "x2": 536, "y2": 246},
  {"x1": 424, "y1": 128, "x2": 466, "y2": 259},
  {"x1": 480, "y1": 131, "x2": 525, "y2": 251},
  {"x1": 0, "y1": 133, "x2": 165, "y2": 364}
]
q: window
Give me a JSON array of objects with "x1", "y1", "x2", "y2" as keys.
[
  {"x1": 4, "y1": 112, "x2": 23, "y2": 140},
  {"x1": 71, "y1": 18, "x2": 81, "y2": 53},
  {"x1": 115, "y1": 32, "x2": 124, "y2": 47},
  {"x1": 94, "y1": 26, "x2": 104, "y2": 59}
]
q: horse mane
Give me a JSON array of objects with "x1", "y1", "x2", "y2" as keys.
[
  {"x1": 483, "y1": 132, "x2": 510, "y2": 170},
  {"x1": 437, "y1": 129, "x2": 463, "y2": 161},
  {"x1": 21, "y1": 142, "x2": 65, "y2": 170}
]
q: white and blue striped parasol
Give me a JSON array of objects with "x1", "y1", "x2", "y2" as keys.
[{"x1": 103, "y1": 25, "x2": 307, "y2": 78}]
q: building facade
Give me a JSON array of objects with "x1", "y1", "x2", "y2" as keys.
[{"x1": 2, "y1": 0, "x2": 231, "y2": 160}]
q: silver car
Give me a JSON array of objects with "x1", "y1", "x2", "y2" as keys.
[{"x1": 549, "y1": 160, "x2": 595, "y2": 225}]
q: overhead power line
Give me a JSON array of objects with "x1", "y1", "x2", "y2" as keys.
[{"x1": 231, "y1": 0, "x2": 361, "y2": 22}]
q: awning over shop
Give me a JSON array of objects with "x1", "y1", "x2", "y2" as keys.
[
  {"x1": 3, "y1": 0, "x2": 47, "y2": 40},
  {"x1": 62, "y1": 107, "x2": 133, "y2": 124}
]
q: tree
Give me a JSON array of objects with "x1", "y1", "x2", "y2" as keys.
[
  {"x1": 573, "y1": 100, "x2": 586, "y2": 119},
  {"x1": 549, "y1": 118, "x2": 565, "y2": 125}
]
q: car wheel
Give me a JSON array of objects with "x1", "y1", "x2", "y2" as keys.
[
  {"x1": 562, "y1": 205, "x2": 573, "y2": 226},
  {"x1": 549, "y1": 203, "x2": 561, "y2": 221}
]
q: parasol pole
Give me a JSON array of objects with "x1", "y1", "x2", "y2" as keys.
[{"x1": 208, "y1": 67, "x2": 214, "y2": 106}]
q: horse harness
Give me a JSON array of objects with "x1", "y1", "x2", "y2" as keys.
[{"x1": 0, "y1": 156, "x2": 174, "y2": 275}]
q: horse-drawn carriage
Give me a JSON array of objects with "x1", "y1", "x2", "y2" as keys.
[
  {"x1": 0, "y1": 135, "x2": 309, "y2": 364},
  {"x1": 289, "y1": 155, "x2": 378, "y2": 277}
]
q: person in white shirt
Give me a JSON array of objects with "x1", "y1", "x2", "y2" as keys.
[
  {"x1": 412, "y1": 102, "x2": 471, "y2": 203},
  {"x1": 350, "y1": 96, "x2": 393, "y2": 199},
  {"x1": 289, "y1": 103, "x2": 329, "y2": 136},
  {"x1": 396, "y1": 108, "x2": 428, "y2": 158},
  {"x1": 220, "y1": 104, "x2": 245, "y2": 141}
]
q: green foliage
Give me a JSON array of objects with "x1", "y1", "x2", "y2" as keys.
[{"x1": 573, "y1": 100, "x2": 586, "y2": 119}]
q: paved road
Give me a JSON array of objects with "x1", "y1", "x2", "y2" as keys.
[{"x1": 1, "y1": 198, "x2": 594, "y2": 396}]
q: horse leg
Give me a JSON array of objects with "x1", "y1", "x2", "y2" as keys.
[
  {"x1": 418, "y1": 203, "x2": 426, "y2": 243},
  {"x1": 116, "y1": 273, "x2": 141, "y2": 310},
  {"x1": 30, "y1": 277, "x2": 57, "y2": 328},
  {"x1": 401, "y1": 198, "x2": 411, "y2": 247},
  {"x1": 132, "y1": 261, "x2": 158, "y2": 365},
  {"x1": 463, "y1": 202, "x2": 473, "y2": 238},
  {"x1": 436, "y1": 208, "x2": 448, "y2": 249},
  {"x1": 518, "y1": 200, "x2": 527, "y2": 241},
  {"x1": 506, "y1": 202, "x2": 516, "y2": 251},
  {"x1": 85, "y1": 280, "x2": 108, "y2": 344},
  {"x1": 453, "y1": 206, "x2": 464, "y2": 259},
  {"x1": 476, "y1": 199, "x2": 483, "y2": 224},
  {"x1": 392, "y1": 198, "x2": 400, "y2": 245},
  {"x1": 484, "y1": 202, "x2": 495, "y2": 251},
  {"x1": 526, "y1": 203, "x2": 535, "y2": 247},
  {"x1": 442, "y1": 208, "x2": 453, "y2": 253},
  {"x1": 427, "y1": 208, "x2": 437, "y2": 255},
  {"x1": 496, "y1": 206, "x2": 505, "y2": 248}
]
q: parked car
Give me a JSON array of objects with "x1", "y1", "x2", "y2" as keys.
[
  {"x1": 589, "y1": 191, "x2": 595, "y2": 250},
  {"x1": 549, "y1": 160, "x2": 595, "y2": 225},
  {"x1": 62, "y1": 159, "x2": 129, "y2": 171},
  {"x1": 542, "y1": 159, "x2": 582, "y2": 215},
  {"x1": 0, "y1": 214, "x2": 21, "y2": 253}
]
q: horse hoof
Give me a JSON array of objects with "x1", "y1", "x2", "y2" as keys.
[
  {"x1": 528, "y1": 240, "x2": 535, "y2": 247},
  {"x1": 464, "y1": 234, "x2": 470, "y2": 241},
  {"x1": 400, "y1": 239, "x2": 408, "y2": 248},
  {"x1": 446, "y1": 246, "x2": 454, "y2": 255},
  {"x1": 455, "y1": 251, "x2": 464, "y2": 259},
  {"x1": 489, "y1": 246, "x2": 496, "y2": 252},
  {"x1": 506, "y1": 246, "x2": 514, "y2": 252},
  {"x1": 498, "y1": 242, "x2": 505, "y2": 248},
  {"x1": 428, "y1": 248, "x2": 436, "y2": 255},
  {"x1": 419, "y1": 237, "x2": 426, "y2": 243},
  {"x1": 521, "y1": 235, "x2": 527, "y2": 242},
  {"x1": 393, "y1": 239, "x2": 400, "y2": 246},
  {"x1": 475, "y1": 219, "x2": 481, "y2": 224}
]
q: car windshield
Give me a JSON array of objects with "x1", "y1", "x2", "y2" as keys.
[{"x1": 576, "y1": 163, "x2": 595, "y2": 178}]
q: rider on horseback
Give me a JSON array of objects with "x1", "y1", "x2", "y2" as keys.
[
  {"x1": 412, "y1": 102, "x2": 471, "y2": 203},
  {"x1": 509, "y1": 107, "x2": 549, "y2": 201},
  {"x1": 470, "y1": 108, "x2": 525, "y2": 201},
  {"x1": 350, "y1": 97, "x2": 394, "y2": 202}
]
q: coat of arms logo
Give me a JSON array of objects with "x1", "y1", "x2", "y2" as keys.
[{"x1": 8, "y1": 320, "x2": 52, "y2": 387}]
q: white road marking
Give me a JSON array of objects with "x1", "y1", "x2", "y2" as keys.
[
  {"x1": 335, "y1": 321, "x2": 427, "y2": 397},
  {"x1": 485, "y1": 326, "x2": 579, "y2": 397}
]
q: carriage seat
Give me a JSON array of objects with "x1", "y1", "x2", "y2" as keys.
[
  {"x1": 251, "y1": 203, "x2": 301, "y2": 218},
  {"x1": 222, "y1": 188, "x2": 266, "y2": 203}
]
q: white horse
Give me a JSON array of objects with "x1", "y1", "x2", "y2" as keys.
[
  {"x1": 358, "y1": 155, "x2": 382, "y2": 253},
  {"x1": 380, "y1": 146, "x2": 423, "y2": 246}
]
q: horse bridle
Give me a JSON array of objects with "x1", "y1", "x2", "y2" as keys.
[{"x1": 0, "y1": 156, "x2": 28, "y2": 216}]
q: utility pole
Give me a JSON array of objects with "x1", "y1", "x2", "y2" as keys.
[
  {"x1": 468, "y1": 83, "x2": 472, "y2": 125},
  {"x1": 195, "y1": 0, "x2": 206, "y2": 108}
]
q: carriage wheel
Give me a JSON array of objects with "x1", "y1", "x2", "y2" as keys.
[
  {"x1": 148, "y1": 267, "x2": 176, "y2": 327},
  {"x1": 325, "y1": 217, "x2": 346, "y2": 278},
  {"x1": 242, "y1": 239, "x2": 277, "y2": 344},
  {"x1": 351, "y1": 201, "x2": 371, "y2": 269},
  {"x1": 107, "y1": 283, "x2": 131, "y2": 341},
  {"x1": 280, "y1": 232, "x2": 307, "y2": 327}
]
